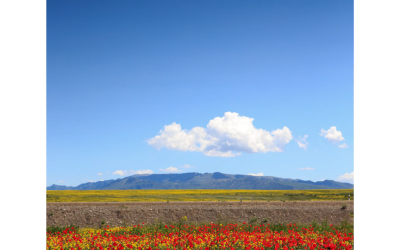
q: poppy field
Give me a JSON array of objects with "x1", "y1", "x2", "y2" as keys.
[{"x1": 46, "y1": 219, "x2": 353, "y2": 250}]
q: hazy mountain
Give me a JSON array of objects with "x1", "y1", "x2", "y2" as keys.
[{"x1": 47, "y1": 172, "x2": 353, "y2": 190}]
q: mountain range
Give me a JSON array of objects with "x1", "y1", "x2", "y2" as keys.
[{"x1": 47, "y1": 172, "x2": 353, "y2": 190}]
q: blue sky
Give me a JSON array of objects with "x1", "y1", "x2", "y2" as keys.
[{"x1": 47, "y1": 0, "x2": 353, "y2": 186}]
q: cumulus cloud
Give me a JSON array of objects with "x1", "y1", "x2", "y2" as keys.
[
  {"x1": 160, "y1": 167, "x2": 181, "y2": 173},
  {"x1": 148, "y1": 112, "x2": 293, "y2": 157},
  {"x1": 338, "y1": 171, "x2": 354, "y2": 184},
  {"x1": 135, "y1": 169, "x2": 154, "y2": 175},
  {"x1": 338, "y1": 143, "x2": 348, "y2": 148},
  {"x1": 98, "y1": 173, "x2": 103, "y2": 176},
  {"x1": 180, "y1": 164, "x2": 195, "y2": 169},
  {"x1": 59, "y1": 180, "x2": 65, "y2": 183},
  {"x1": 160, "y1": 164, "x2": 195, "y2": 173},
  {"x1": 113, "y1": 169, "x2": 153, "y2": 176},
  {"x1": 113, "y1": 170, "x2": 126, "y2": 176},
  {"x1": 248, "y1": 173, "x2": 264, "y2": 176},
  {"x1": 320, "y1": 126, "x2": 345, "y2": 143},
  {"x1": 298, "y1": 167, "x2": 315, "y2": 170},
  {"x1": 296, "y1": 135, "x2": 309, "y2": 150}
]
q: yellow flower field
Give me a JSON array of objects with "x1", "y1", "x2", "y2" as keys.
[{"x1": 47, "y1": 189, "x2": 353, "y2": 202}]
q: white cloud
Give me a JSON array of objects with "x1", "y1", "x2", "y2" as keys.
[
  {"x1": 248, "y1": 173, "x2": 264, "y2": 176},
  {"x1": 338, "y1": 143, "x2": 348, "y2": 148},
  {"x1": 98, "y1": 173, "x2": 103, "y2": 176},
  {"x1": 295, "y1": 135, "x2": 309, "y2": 150},
  {"x1": 59, "y1": 180, "x2": 65, "y2": 183},
  {"x1": 180, "y1": 164, "x2": 194, "y2": 169},
  {"x1": 298, "y1": 167, "x2": 315, "y2": 170},
  {"x1": 160, "y1": 167, "x2": 180, "y2": 173},
  {"x1": 113, "y1": 169, "x2": 153, "y2": 176},
  {"x1": 160, "y1": 164, "x2": 195, "y2": 173},
  {"x1": 148, "y1": 112, "x2": 293, "y2": 157},
  {"x1": 135, "y1": 169, "x2": 154, "y2": 175},
  {"x1": 338, "y1": 171, "x2": 354, "y2": 184},
  {"x1": 106, "y1": 171, "x2": 109, "y2": 174},
  {"x1": 113, "y1": 170, "x2": 126, "y2": 176},
  {"x1": 320, "y1": 126, "x2": 345, "y2": 143}
]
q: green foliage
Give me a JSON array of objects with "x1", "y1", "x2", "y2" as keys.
[
  {"x1": 269, "y1": 223, "x2": 288, "y2": 233},
  {"x1": 249, "y1": 217, "x2": 258, "y2": 225},
  {"x1": 46, "y1": 224, "x2": 79, "y2": 234},
  {"x1": 340, "y1": 219, "x2": 352, "y2": 231},
  {"x1": 315, "y1": 219, "x2": 330, "y2": 232},
  {"x1": 311, "y1": 220, "x2": 318, "y2": 229}
]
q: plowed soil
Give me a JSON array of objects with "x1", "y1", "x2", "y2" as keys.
[{"x1": 47, "y1": 201, "x2": 353, "y2": 228}]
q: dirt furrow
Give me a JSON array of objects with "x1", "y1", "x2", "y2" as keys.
[{"x1": 47, "y1": 201, "x2": 353, "y2": 228}]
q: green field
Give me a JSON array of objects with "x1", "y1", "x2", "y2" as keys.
[{"x1": 46, "y1": 189, "x2": 353, "y2": 202}]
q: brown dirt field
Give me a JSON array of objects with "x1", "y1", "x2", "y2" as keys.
[{"x1": 47, "y1": 201, "x2": 353, "y2": 228}]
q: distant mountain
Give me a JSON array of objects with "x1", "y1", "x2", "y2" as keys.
[{"x1": 47, "y1": 172, "x2": 353, "y2": 190}]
